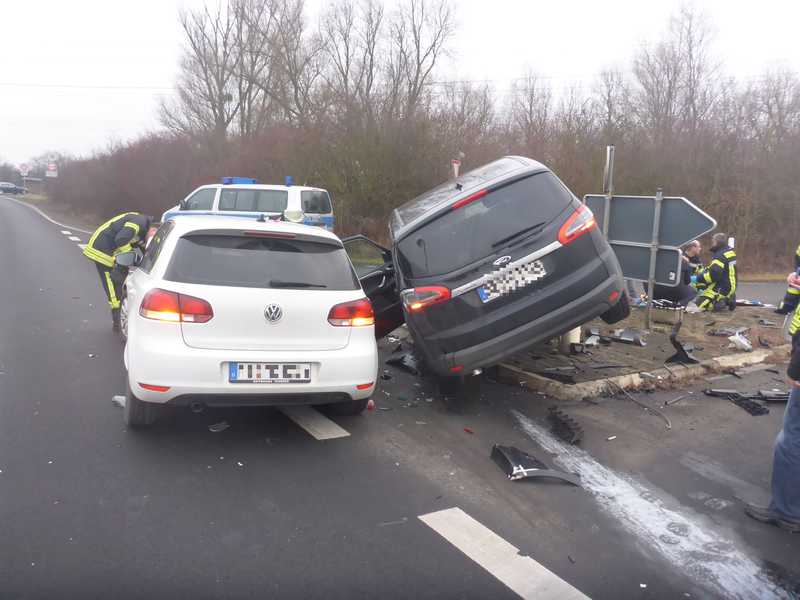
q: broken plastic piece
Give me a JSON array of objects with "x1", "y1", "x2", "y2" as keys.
[
  {"x1": 584, "y1": 335, "x2": 600, "y2": 347},
  {"x1": 728, "y1": 332, "x2": 753, "y2": 352},
  {"x1": 666, "y1": 320, "x2": 699, "y2": 365},
  {"x1": 758, "y1": 318, "x2": 778, "y2": 328},
  {"x1": 547, "y1": 406, "x2": 583, "y2": 444},
  {"x1": 607, "y1": 436, "x2": 617, "y2": 441},
  {"x1": 111, "y1": 395, "x2": 126, "y2": 409},
  {"x1": 88, "y1": 353, "x2": 97, "y2": 359},
  {"x1": 611, "y1": 328, "x2": 646, "y2": 347},
  {"x1": 463, "y1": 427, "x2": 475, "y2": 434},
  {"x1": 367, "y1": 399, "x2": 375, "y2": 411},
  {"x1": 208, "y1": 421, "x2": 230, "y2": 433},
  {"x1": 491, "y1": 444, "x2": 581, "y2": 485},
  {"x1": 386, "y1": 353, "x2": 420, "y2": 376}
]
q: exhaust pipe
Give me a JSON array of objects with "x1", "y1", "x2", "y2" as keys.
[{"x1": 189, "y1": 401, "x2": 205, "y2": 414}]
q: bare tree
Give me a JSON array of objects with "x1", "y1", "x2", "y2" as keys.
[{"x1": 509, "y1": 72, "x2": 552, "y2": 154}]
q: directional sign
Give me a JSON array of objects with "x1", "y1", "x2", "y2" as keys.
[
  {"x1": 585, "y1": 195, "x2": 716, "y2": 248},
  {"x1": 18, "y1": 163, "x2": 29, "y2": 177},
  {"x1": 584, "y1": 194, "x2": 716, "y2": 287},
  {"x1": 45, "y1": 163, "x2": 58, "y2": 179}
]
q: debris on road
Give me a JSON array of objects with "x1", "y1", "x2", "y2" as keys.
[
  {"x1": 547, "y1": 406, "x2": 583, "y2": 444},
  {"x1": 728, "y1": 332, "x2": 753, "y2": 352},
  {"x1": 111, "y1": 395, "x2": 126, "y2": 408},
  {"x1": 491, "y1": 444, "x2": 581, "y2": 486},
  {"x1": 611, "y1": 328, "x2": 647, "y2": 347},
  {"x1": 704, "y1": 389, "x2": 770, "y2": 416},
  {"x1": 208, "y1": 421, "x2": 230, "y2": 433},
  {"x1": 707, "y1": 326, "x2": 747, "y2": 337},
  {"x1": 665, "y1": 392, "x2": 692, "y2": 406},
  {"x1": 380, "y1": 371, "x2": 392, "y2": 381},
  {"x1": 385, "y1": 353, "x2": 421, "y2": 376},
  {"x1": 377, "y1": 406, "x2": 393, "y2": 411},
  {"x1": 607, "y1": 435, "x2": 617, "y2": 441},
  {"x1": 608, "y1": 380, "x2": 672, "y2": 430},
  {"x1": 88, "y1": 353, "x2": 97, "y2": 359},
  {"x1": 463, "y1": 427, "x2": 475, "y2": 434}
]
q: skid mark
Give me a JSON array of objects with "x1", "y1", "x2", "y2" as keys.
[{"x1": 512, "y1": 410, "x2": 788, "y2": 600}]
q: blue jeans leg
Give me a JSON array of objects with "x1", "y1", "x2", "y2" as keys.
[{"x1": 769, "y1": 385, "x2": 800, "y2": 520}]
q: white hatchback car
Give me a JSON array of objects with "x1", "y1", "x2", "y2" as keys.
[{"x1": 117, "y1": 216, "x2": 379, "y2": 427}]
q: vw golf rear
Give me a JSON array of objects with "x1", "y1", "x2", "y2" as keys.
[
  {"x1": 122, "y1": 216, "x2": 378, "y2": 427},
  {"x1": 390, "y1": 156, "x2": 627, "y2": 377}
]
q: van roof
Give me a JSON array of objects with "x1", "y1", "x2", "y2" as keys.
[{"x1": 389, "y1": 156, "x2": 548, "y2": 241}]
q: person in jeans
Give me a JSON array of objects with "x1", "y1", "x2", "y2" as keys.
[{"x1": 744, "y1": 270, "x2": 800, "y2": 533}]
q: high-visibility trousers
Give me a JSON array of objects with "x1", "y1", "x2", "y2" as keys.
[{"x1": 95, "y1": 263, "x2": 123, "y2": 309}]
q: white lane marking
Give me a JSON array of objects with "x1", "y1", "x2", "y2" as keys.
[
  {"x1": 512, "y1": 410, "x2": 789, "y2": 600},
  {"x1": 419, "y1": 507, "x2": 588, "y2": 600},
  {"x1": 60, "y1": 230, "x2": 72, "y2": 235},
  {"x1": 68, "y1": 236, "x2": 81, "y2": 241},
  {"x1": 78, "y1": 244, "x2": 87, "y2": 250},
  {"x1": 278, "y1": 406, "x2": 350, "y2": 440},
  {"x1": 2, "y1": 195, "x2": 93, "y2": 234}
]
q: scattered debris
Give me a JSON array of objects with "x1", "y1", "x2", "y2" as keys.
[
  {"x1": 607, "y1": 435, "x2": 617, "y2": 441},
  {"x1": 236, "y1": 461, "x2": 244, "y2": 467},
  {"x1": 568, "y1": 555, "x2": 576, "y2": 564},
  {"x1": 758, "y1": 389, "x2": 789, "y2": 402},
  {"x1": 367, "y1": 399, "x2": 375, "y2": 411},
  {"x1": 766, "y1": 367, "x2": 781, "y2": 375},
  {"x1": 88, "y1": 353, "x2": 97, "y2": 359},
  {"x1": 378, "y1": 517, "x2": 408, "y2": 527},
  {"x1": 758, "y1": 336, "x2": 771, "y2": 348},
  {"x1": 707, "y1": 327, "x2": 747, "y2": 337},
  {"x1": 490, "y1": 444, "x2": 581, "y2": 485},
  {"x1": 386, "y1": 353, "x2": 420, "y2": 376},
  {"x1": 666, "y1": 320, "x2": 699, "y2": 365},
  {"x1": 704, "y1": 389, "x2": 770, "y2": 416},
  {"x1": 611, "y1": 328, "x2": 647, "y2": 346},
  {"x1": 547, "y1": 406, "x2": 584, "y2": 444},
  {"x1": 665, "y1": 393, "x2": 691, "y2": 407},
  {"x1": 463, "y1": 427, "x2": 475, "y2": 434},
  {"x1": 415, "y1": 421, "x2": 427, "y2": 425},
  {"x1": 386, "y1": 335, "x2": 400, "y2": 344},
  {"x1": 377, "y1": 406, "x2": 393, "y2": 411},
  {"x1": 584, "y1": 335, "x2": 600, "y2": 347},
  {"x1": 380, "y1": 372, "x2": 392, "y2": 381},
  {"x1": 208, "y1": 421, "x2": 230, "y2": 433},
  {"x1": 728, "y1": 332, "x2": 753, "y2": 352},
  {"x1": 608, "y1": 380, "x2": 672, "y2": 430},
  {"x1": 758, "y1": 318, "x2": 779, "y2": 328},
  {"x1": 640, "y1": 583, "x2": 648, "y2": 589},
  {"x1": 111, "y1": 395, "x2": 126, "y2": 409},
  {"x1": 736, "y1": 299, "x2": 775, "y2": 308}
]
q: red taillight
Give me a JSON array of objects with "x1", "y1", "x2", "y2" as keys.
[
  {"x1": 139, "y1": 383, "x2": 171, "y2": 392},
  {"x1": 400, "y1": 286, "x2": 451, "y2": 312},
  {"x1": 558, "y1": 205, "x2": 597, "y2": 245},
  {"x1": 356, "y1": 382, "x2": 374, "y2": 390},
  {"x1": 608, "y1": 290, "x2": 620, "y2": 303},
  {"x1": 450, "y1": 365, "x2": 464, "y2": 373},
  {"x1": 243, "y1": 230, "x2": 296, "y2": 239},
  {"x1": 451, "y1": 189, "x2": 488, "y2": 210},
  {"x1": 139, "y1": 288, "x2": 214, "y2": 323},
  {"x1": 328, "y1": 298, "x2": 375, "y2": 327}
]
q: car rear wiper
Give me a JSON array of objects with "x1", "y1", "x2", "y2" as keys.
[
  {"x1": 269, "y1": 280, "x2": 328, "y2": 288},
  {"x1": 491, "y1": 222, "x2": 546, "y2": 248}
]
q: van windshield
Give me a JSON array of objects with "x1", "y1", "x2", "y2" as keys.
[{"x1": 395, "y1": 172, "x2": 574, "y2": 278}]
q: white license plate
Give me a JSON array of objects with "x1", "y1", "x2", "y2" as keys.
[{"x1": 229, "y1": 362, "x2": 311, "y2": 384}]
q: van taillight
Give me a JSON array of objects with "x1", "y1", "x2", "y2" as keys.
[
  {"x1": 140, "y1": 288, "x2": 214, "y2": 323},
  {"x1": 558, "y1": 205, "x2": 596, "y2": 245},
  {"x1": 401, "y1": 286, "x2": 451, "y2": 312},
  {"x1": 328, "y1": 298, "x2": 375, "y2": 327}
]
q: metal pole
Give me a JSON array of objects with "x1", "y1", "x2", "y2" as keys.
[
  {"x1": 601, "y1": 146, "x2": 614, "y2": 236},
  {"x1": 645, "y1": 187, "x2": 663, "y2": 330}
]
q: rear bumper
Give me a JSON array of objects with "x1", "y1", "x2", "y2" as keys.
[
  {"x1": 420, "y1": 271, "x2": 622, "y2": 376},
  {"x1": 126, "y1": 332, "x2": 378, "y2": 405}
]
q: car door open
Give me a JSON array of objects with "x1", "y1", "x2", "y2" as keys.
[{"x1": 342, "y1": 235, "x2": 404, "y2": 339}]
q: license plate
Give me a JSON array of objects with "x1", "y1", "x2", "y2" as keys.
[
  {"x1": 228, "y1": 362, "x2": 311, "y2": 384},
  {"x1": 477, "y1": 259, "x2": 548, "y2": 304}
]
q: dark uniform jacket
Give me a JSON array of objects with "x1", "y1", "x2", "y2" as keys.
[{"x1": 83, "y1": 213, "x2": 151, "y2": 267}]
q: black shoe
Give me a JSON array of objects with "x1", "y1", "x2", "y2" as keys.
[
  {"x1": 744, "y1": 503, "x2": 800, "y2": 533},
  {"x1": 111, "y1": 309, "x2": 121, "y2": 332}
]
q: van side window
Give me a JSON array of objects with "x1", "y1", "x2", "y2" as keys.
[
  {"x1": 183, "y1": 188, "x2": 216, "y2": 211},
  {"x1": 301, "y1": 190, "x2": 332, "y2": 214}
]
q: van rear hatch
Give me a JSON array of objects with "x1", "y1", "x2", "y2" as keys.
[
  {"x1": 395, "y1": 171, "x2": 609, "y2": 354},
  {"x1": 163, "y1": 231, "x2": 361, "y2": 351}
]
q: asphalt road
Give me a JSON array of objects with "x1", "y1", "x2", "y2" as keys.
[{"x1": 1, "y1": 197, "x2": 797, "y2": 599}]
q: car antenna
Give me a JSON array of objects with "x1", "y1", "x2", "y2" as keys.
[{"x1": 455, "y1": 182, "x2": 463, "y2": 191}]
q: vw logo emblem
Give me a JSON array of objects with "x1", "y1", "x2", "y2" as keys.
[
  {"x1": 264, "y1": 304, "x2": 283, "y2": 323},
  {"x1": 493, "y1": 255, "x2": 512, "y2": 267}
]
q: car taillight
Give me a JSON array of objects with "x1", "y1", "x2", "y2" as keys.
[
  {"x1": 451, "y1": 189, "x2": 488, "y2": 210},
  {"x1": 400, "y1": 286, "x2": 451, "y2": 312},
  {"x1": 558, "y1": 205, "x2": 597, "y2": 245},
  {"x1": 328, "y1": 298, "x2": 375, "y2": 327},
  {"x1": 139, "y1": 288, "x2": 214, "y2": 323}
]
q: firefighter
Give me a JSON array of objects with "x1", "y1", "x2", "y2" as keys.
[
  {"x1": 775, "y1": 243, "x2": 800, "y2": 315},
  {"x1": 694, "y1": 233, "x2": 738, "y2": 312},
  {"x1": 83, "y1": 212, "x2": 152, "y2": 330}
]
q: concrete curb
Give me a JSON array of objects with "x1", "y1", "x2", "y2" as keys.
[{"x1": 496, "y1": 345, "x2": 791, "y2": 401}]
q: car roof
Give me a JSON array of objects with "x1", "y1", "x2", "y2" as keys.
[
  {"x1": 390, "y1": 156, "x2": 549, "y2": 241},
  {"x1": 199, "y1": 184, "x2": 327, "y2": 193},
  {"x1": 165, "y1": 214, "x2": 342, "y2": 243}
]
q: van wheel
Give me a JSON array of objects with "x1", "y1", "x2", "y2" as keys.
[
  {"x1": 124, "y1": 381, "x2": 160, "y2": 427},
  {"x1": 600, "y1": 292, "x2": 631, "y2": 324},
  {"x1": 326, "y1": 398, "x2": 369, "y2": 416}
]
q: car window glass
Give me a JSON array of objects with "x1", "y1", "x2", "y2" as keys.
[
  {"x1": 183, "y1": 188, "x2": 215, "y2": 210},
  {"x1": 344, "y1": 238, "x2": 386, "y2": 278},
  {"x1": 138, "y1": 221, "x2": 174, "y2": 273},
  {"x1": 165, "y1": 235, "x2": 359, "y2": 290},
  {"x1": 219, "y1": 189, "x2": 288, "y2": 212},
  {"x1": 396, "y1": 172, "x2": 574, "y2": 278},
  {"x1": 301, "y1": 190, "x2": 332, "y2": 214}
]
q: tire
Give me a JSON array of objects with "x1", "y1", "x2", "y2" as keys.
[
  {"x1": 325, "y1": 398, "x2": 369, "y2": 416},
  {"x1": 600, "y1": 292, "x2": 631, "y2": 324},
  {"x1": 124, "y1": 380, "x2": 160, "y2": 427},
  {"x1": 119, "y1": 291, "x2": 130, "y2": 343}
]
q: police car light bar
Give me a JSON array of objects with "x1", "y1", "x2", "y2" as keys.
[{"x1": 222, "y1": 176, "x2": 259, "y2": 185}]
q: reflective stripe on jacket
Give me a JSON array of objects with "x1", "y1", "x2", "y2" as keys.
[{"x1": 83, "y1": 212, "x2": 147, "y2": 267}]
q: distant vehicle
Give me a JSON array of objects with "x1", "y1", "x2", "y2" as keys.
[
  {"x1": 0, "y1": 182, "x2": 27, "y2": 195},
  {"x1": 343, "y1": 156, "x2": 629, "y2": 378},
  {"x1": 116, "y1": 215, "x2": 376, "y2": 427},
  {"x1": 161, "y1": 177, "x2": 335, "y2": 231}
]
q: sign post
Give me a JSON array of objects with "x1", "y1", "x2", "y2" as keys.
[{"x1": 645, "y1": 188, "x2": 664, "y2": 329}]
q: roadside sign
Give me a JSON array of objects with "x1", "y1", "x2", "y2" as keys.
[
  {"x1": 45, "y1": 163, "x2": 58, "y2": 178},
  {"x1": 451, "y1": 158, "x2": 461, "y2": 179},
  {"x1": 584, "y1": 194, "x2": 716, "y2": 287},
  {"x1": 19, "y1": 163, "x2": 29, "y2": 177}
]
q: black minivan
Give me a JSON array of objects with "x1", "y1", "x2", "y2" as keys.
[{"x1": 344, "y1": 156, "x2": 628, "y2": 377}]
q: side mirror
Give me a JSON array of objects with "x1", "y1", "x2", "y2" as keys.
[{"x1": 115, "y1": 251, "x2": 140, "y2": 267}]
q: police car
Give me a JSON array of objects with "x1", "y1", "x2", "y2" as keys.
[{"x1": 161, "y1": 177, "x2": 335, "y2": 231}]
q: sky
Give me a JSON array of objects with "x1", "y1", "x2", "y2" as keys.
[{"x1": 1, "y1": 0, "x2": 799, "y2": 166}]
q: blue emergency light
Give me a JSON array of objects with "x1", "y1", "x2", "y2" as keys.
[
  {"x1": 221, "y1": 176, "x2": 259, "y2": 185},
  {"x1": 285, "y1": 175, "x2": 294, "y2": 186}
]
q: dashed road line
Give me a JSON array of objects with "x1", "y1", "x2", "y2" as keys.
[
  {"x1": 419, "y1": 507, "x2": 588, "y2": 600},
  {"x1": 278, "y1": 406, "x2": 350, "y2": 440},
  {"x1": 78, "y1": 244, "x2": 87, "y2": 250},
  {"x1": 68, "y1": 236, "x2": 81, "y2": 241},
  {"x1": 60, "y1": 230, "x2": 72, "y2": 235}
]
